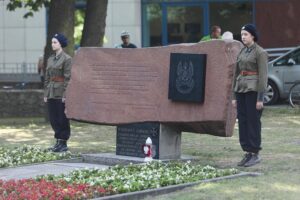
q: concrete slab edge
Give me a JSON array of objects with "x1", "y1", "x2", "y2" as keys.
[
  {"x1": 82, "y1": 153, "x2": 197, "y2": 166},
  {"x1": 82, "y1": 155, "x2": 142, "y2": 165},
  {"x1": 0, "y1": 158, "x2": 82, "y2": 171},
  {"x1": 93, "y1": 172, "x2": 262, "y2": 200}
]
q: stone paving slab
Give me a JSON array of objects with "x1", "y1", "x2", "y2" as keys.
[
  {"x1": 0, "y1": 153, "x2": 196, "y2": 181},
  {"x1": 82, "y1": 153, "x2": 196, "y2": 165},
  {"x1": 0, "y1": 162, "x2": 109, "y2": 180}
]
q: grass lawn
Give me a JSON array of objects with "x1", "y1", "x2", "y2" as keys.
[{"x1": 0, "y1": 107, "x2": 300, "y2": 200}]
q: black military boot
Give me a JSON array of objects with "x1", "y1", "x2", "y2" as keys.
[
  {"x1": 237, "y1": 152, "x2": 252, "y2": 166},
  {"x1": 48, "y1": 139, "x2": 59, "y2": 151},
  {"x1": 53, "y1": 139, "x2": 68, "y2": 152},
  {"x1": 244, "y1": 153, "x2": 261, "y2": 167}
]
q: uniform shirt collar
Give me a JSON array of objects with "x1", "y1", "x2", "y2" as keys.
[
  {"x1": 245, "y1": 43, "x2": 256, "y2": 53},
  {"x1": 55, "y1": 51, "x2": 63, "y2": 60}
]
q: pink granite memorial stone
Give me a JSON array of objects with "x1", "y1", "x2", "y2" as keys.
[{"x1": 66, "y1": 40, "x2": 243, "y2": 137}]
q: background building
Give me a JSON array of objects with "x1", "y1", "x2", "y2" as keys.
[
  {"x1": 104, "y1": 0, "x2": 142, "y2": 48},
  {"x1": 141, "y1": 0, "x2": 300, "y2": 48},
  {"x1": 0, "y1": 1, "x2": 46, "y2": 74},
  {"x1": 1, "y1": 0, "x2": 300, "y2": 76}
]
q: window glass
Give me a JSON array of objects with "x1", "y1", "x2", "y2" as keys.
[
  {"x1": 142, "y1": 1, "x2": 253, "y2": 46},
  {"x1": 274, "y1": 49, "x2": 300, "y2": 66},
  {"x1": 167, "y1": 6, "x2": 203, "y2": 44},
  {"x1": 210, "y1": 2, "x2": 252, "y2": 41},
  {"x1": 142, "y1": 3, "x2": 162, "y2": 47}
]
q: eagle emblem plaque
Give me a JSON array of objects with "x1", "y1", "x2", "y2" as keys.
[{"x1": 168, "y1": 53, "x2": 207, "y2": 103}]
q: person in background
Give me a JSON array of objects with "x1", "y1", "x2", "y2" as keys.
[
  {"x1": 222, "y1": 31, "x2": 234, "y2": 40},
  {"x1": 37, "y1": 55, "x2": 45, "y2": 88},
  {"x1": 44, "y1": 33, "x2": 72, "y2": 152},
  {"x1": 232, "y1": 24, "x2": 268, "y2": 167},
  {"x1": 200, "y1": 25, "x2": 222, "y2": 42},
  {"x1": 115, "y1": 31, "x2": 137, "y2": 48}
]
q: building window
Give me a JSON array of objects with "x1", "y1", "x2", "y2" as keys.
[
  {"x1": 166, "y1": 6, "x2": 204, "y2": 45},
  {"x1": 142, "y1": 3, "x2": 162, "y2": 47},
  {"x1": 210, "y1": 2, "x2": 253, "y2": 41},
  {"x1": 142, "y1": 1, "x2": 253, "y2": 47}
]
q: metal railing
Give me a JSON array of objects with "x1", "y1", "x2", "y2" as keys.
[
  {"x1": 0, "y1": 63, "x2": 38, "y2": 74},
  {"x1": 0, "y1": 63, "x2": 40, "y2": 88}
]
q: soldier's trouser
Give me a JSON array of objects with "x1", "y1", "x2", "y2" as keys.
[
  {"x1": 236, "y1": 91, "x2": 262, "y2": 153},
  {"x1": 47, "y1": 99, "x2": 70, "y2": 141}
]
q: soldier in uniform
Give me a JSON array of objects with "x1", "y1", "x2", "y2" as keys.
[
  {"x1": 44, "y1": 33, "x2": 72, "y2": 152},
  {"x1": 232, "y1": 24, "x2": 268, "y2": 167}
]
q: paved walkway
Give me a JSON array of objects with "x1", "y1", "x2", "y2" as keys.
[
  {"x1": 0, "y1": 154, "x2": 195, "y2": 181},
  {"x1": 0, "y1": 162, "x2": 109, "y2": 180}
]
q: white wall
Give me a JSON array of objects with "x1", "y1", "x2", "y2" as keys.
[
  {"x1": 0, "y1": 0, "x2": 141, "y2": 73},
  {"x1": 103, "y1": 0, "x2": 141, "y2": 48},
  {"x1": 0, "y1": 1, "x2": 46, "y2": 73}
]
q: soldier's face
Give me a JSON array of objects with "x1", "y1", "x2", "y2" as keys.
[
  {"x1": 241, "y1": 30, "x2": 254, "y2": 46},
  {"x1": 51, "y1": 38, "x2": 62, "y2": 51}
]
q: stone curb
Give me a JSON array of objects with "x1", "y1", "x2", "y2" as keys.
[{"x1": 93, "y1": 172, "x2": 262, "y2": 200}]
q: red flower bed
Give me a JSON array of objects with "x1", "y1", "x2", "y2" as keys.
[{"x1": 0, "y1": 179, "x2": 114, "y2": 200}]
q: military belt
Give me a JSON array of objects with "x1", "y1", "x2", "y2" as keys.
[
  {"x1": 240, "y1": 71, "x2": 258, "y2": 76},
  {"x1": 50, "y1": 76, "x2": 65, "y2": 82}
]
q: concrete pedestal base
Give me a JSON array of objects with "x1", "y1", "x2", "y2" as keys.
[
  {"x1": 116, "y1": 123, "x2": 181, "y2": 160},
  {"x1": 159, "y1": 124, "x2": 181, "y2": 159}
]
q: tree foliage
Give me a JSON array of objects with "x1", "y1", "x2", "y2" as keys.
[
  {"x1": 6, "y1": 0, "x2": 50, "y2": 18},
  {"x1": 6, "y1": 0, "x2": 108, "y2": 52}
]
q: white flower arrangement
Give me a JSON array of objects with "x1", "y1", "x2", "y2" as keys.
[
  {"x1": 38, "y1": 161, "x2": 239, "y2": 193},
  {"x1": 0, "y1": 145, "x2": 73, "y2": 168}
]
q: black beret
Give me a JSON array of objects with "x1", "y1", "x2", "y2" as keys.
[
  {"x1": 241, "y1": 24, "x2": 258, "y2": 42},
  {"x1": 53, "y1": 33, "x2": 68, "y2": 48}
]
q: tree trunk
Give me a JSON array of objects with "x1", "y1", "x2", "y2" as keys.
[
  {"x1": 80, "y1": 0, "x2": 108, "y2": 47},
  {"x1": 44, "y1": 0, "x2": 75, "y2": 63}
]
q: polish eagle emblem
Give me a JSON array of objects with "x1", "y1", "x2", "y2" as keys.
[{"x1": 175, "y1": 61, "x2": 195, "y2": 94}]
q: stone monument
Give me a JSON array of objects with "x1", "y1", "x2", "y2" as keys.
[{"x1": 66, "y1": 40, "x2": 242, "y2": 159}]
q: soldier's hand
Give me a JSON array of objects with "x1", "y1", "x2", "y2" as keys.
[
  {"x1": 232, "y1": 100, "x2": 237, "y2": 108},
  {"x1": 62, "y1": 98, "x2": 66, "y2": 103},
  {"x1": 256, "y1": 101, "x2": 264, "y2": 110},
  {"x1": 44, "y1": 97, "x2": 47, "y2": 103}
]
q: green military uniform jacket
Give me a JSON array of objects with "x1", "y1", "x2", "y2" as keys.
[
  {"x1": 44, "y1": 51, "x2": 72, "y2": 99},
  {"x1": 232, "y1": 43, "x2": 268, "y2": 101}
]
